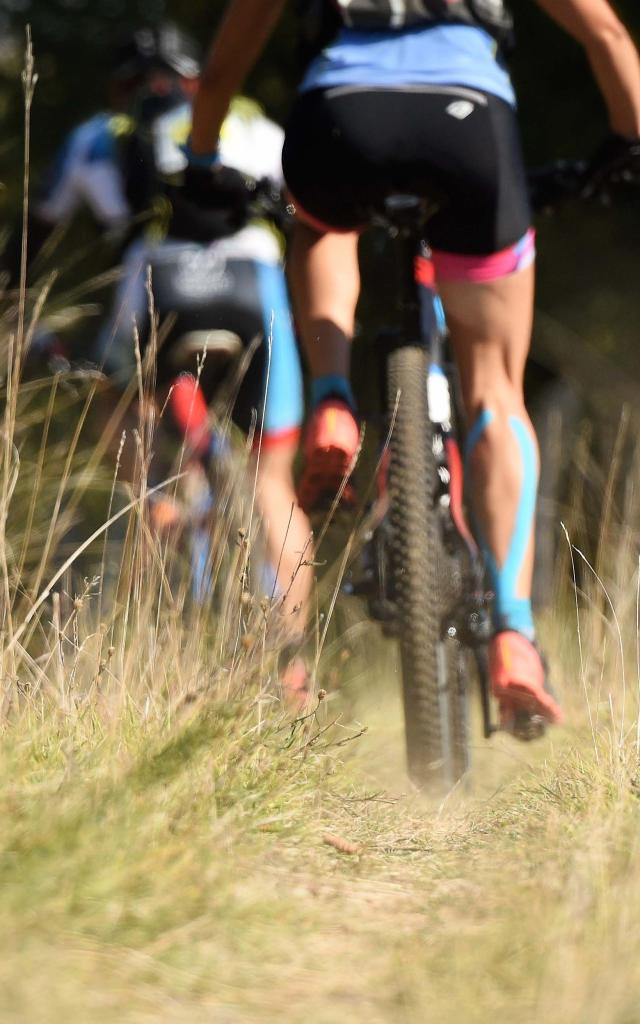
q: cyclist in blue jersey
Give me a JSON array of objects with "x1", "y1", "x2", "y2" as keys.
[
  {"x1": 186, "y1": 0, "x2": 640, "y2": 728},
  {"x1": 18, "y1": 24, "x2": 313, "y2": 651}
]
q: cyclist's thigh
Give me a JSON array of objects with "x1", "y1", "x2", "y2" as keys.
[{"x1": 283, "y1": 86, "x2": 530, "y2": 253}]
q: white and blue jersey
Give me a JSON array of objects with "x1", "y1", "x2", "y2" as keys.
[
  {"x1": 301, "y1": 23, "x2": 515, "y2": 107},
  {"x1": 37, "y1": 102, "x2": 303, "y2": 442}
]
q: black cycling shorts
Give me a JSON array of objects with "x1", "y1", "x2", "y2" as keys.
[{"x1": 283, "y1": 86, "x2": 534, "y2": 279}]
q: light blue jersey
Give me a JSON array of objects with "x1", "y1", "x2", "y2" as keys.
[{"x1": 301, "y1": 24, "x2": 515, "y2": 107}]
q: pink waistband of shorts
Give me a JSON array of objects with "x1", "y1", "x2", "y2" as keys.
[
  {"x1": 432, "y1": 229, "x2": 536, "y2": 283},
  {"x1": 290, "y1": 190, "x2": 535, "y2": 282}
]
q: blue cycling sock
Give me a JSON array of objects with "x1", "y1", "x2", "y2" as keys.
[
  {"x1": 465, "y1": 410, "x2": 537, "y2": 641},
  {"x1": 311, "y1": 374, "x2": 356, "y2": 412}
]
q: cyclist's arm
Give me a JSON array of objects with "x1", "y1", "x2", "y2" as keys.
[
  {"x1": 536, "y1": 0, "x2": 640, "y2": 136},
  {"x1": 190, "y1": 0, "x2": 288, "y2": 155}
]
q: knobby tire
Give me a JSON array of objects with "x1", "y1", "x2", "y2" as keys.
[{"x1": 387, "y1": 343, "x2": 470, "y2": 790}]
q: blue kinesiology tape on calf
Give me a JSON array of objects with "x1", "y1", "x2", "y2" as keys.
[
  {"x1": 464, "y1": 408, "x2": 495, "y2": 458},
  {"x1": 465, "y1": 411, "x2": 537, "y2": 639},
  {"x1": 311, "y1": 374, "x2": 356, "y2": 412}
]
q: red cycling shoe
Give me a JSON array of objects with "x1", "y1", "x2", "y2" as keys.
[
  {"x1": 297, "y1": 399, "x2": 360, "y2": 514},
  {"x1": 489, "y1": 630, "x2": 563, "y2": 736}
]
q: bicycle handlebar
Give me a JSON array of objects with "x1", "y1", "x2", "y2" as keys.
[
  {"x1": 529, "y1": 158, "x2": 640, "y2": 213},
  {"x1": 165, "y1": 173, "x2": 290, "y2": 245}
]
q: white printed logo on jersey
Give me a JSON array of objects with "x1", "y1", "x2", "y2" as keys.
[
  {"x1": 446, "y1": 100, "x2": 475, "y2": 120},
  {"x1": 174, "y1": 248, "x2": 233, "y2": 300}
]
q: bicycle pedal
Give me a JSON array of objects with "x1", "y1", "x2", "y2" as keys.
[{"x1": 509, "y1": 710, "x2": 546, "y2": 742}]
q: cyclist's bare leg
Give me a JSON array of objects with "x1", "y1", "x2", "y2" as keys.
[
  {"x1": 288, "y1": 226, "x2": 558, "y2": 721},
  {"x1": 288, "y1": 223, "x2": 359, "y2": 383},
  {"x1": 289, "y1": 224, "x2": 539, "y2": 613},
  {"x1": 254, "y1": 439, "x2": 313, "y2": 631},
  {"x1": 440, "y1": 265, "x2": 537, "y2": 611},
  {"x1": 439, "y1": 266, "x2": 562, "y2": 724},
  {"x1": 288, "y1": 223, "x2": 361, "y2": 509}
]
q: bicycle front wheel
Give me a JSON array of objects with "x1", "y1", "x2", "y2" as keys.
[{"x1": 387, "y1": 343, "x2": 469, "y2": 790}]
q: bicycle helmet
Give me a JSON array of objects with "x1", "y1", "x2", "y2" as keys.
[{"x1": 110, "y1": 23, "x2": 201, "y2": 84}]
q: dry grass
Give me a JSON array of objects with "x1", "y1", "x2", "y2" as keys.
[
  {"x1": 2, "y1": 327, "x2": 640, "y2": 1022},
  {"x1": 1, "y1": 631, "x2": 640, "y2": 1024},
  {"x1": 3, "y1": 43, "x2": 640, "y2": 1019}
]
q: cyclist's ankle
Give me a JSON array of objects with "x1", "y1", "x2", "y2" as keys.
[
  {"x1": 310, "y1": 374, "x2": 356, "y2": 412},
  {"x1": 494, "y1": 601, "x2": 536, "y2": 643}
]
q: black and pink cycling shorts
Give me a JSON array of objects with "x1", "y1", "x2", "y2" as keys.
[{"x1": 283, "y1": 85, "x2": 535, "y2": 282}]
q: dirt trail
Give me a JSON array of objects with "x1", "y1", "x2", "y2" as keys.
[{"x1": 3, "y1": 647, "x2": 639, "y2": 1024}]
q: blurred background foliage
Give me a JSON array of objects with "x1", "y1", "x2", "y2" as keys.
[{"x1": 0, "y1": 0, "x2": 638, "y2": 381}]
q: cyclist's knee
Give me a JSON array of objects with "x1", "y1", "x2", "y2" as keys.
[{"x1": 463, "y1": 370, "x2": 527, "y2": 425}]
